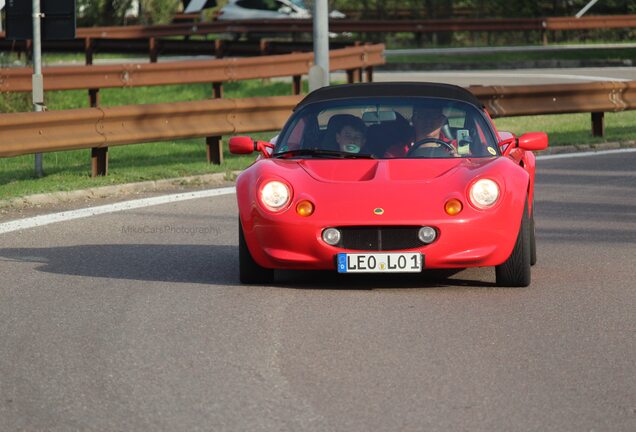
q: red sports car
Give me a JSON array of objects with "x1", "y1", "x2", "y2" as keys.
[{"x1": 230, "y1": 82, "x2": 548, "y2": 287}]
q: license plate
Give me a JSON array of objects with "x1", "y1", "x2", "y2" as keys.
[{"x1": 337, "y1": 252, "x2": 423, "y2": 273}]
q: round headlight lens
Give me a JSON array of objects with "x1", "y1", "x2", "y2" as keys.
[
  {"x1": 418, "y1": 226, "x2": 437, "y2": 244},
  {"x1": 322, "y1": 228, "x2": 341, "y2": 246},
  {"x1": 260, "y1": 180, "x2": 290, "y2": 211},
  {"x1": 469, "y1": 179, "x2": 500, "y2": 209}
]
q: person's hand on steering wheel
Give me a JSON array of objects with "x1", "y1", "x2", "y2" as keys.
[{"x1": 406, "y1": 138, "x2": 458, "y2": 157}]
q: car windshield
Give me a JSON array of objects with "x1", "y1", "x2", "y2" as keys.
[{"x1": 274, "y1": 97, "x2": 500, "y2": 159}]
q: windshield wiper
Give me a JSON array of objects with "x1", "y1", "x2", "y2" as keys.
[{"x1": 273, "y1": 149, "x2": 375, "y2": 159}]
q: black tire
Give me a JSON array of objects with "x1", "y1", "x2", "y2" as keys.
[
  {"x1": 239, "y1": 219, "x2": 274, "y2": 285},
  {"x1": 496, "y1": 201, "x2": 531, "y2": 287},
  {"x1": 530, "y1": 206, "x2": 537, "y2": 266}
]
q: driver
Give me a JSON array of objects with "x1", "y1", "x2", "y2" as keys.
[{"x1": 384, "y1": 103, "x2": 458, "y2": 158}]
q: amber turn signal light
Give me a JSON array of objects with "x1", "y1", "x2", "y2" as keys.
[
  {"x1": 296, "y1": 200, "x2": 315, "y2": 217},
  {"x1": 444, "y1": 199, "x2": 463, "y2": 216}
]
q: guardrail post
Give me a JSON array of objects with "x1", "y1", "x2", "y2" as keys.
[
  {"x1": 346, "y1": 68, "x2": 361, "y2": 83},
  {"x1": 149, "y1": 37, "x2": 158, "y2": 63},
  {"x1": 541, "y1": 28, "x2": 548, "y2": 45},
  {"x1": 91, "y1": 148, "x2": 108, "y2": 177},
  {"x1": 89, "y1": 89, "x2": 100, "y2": 107},
  {"x1": 206, "y1": 82, "x2": 224, "y2": 165},
  {"x1": 591, "y1": 112, "x2": 605, "y2": 137},
  {"x1": 88, "y1": 88, "x2": 108, "y2": 177},
  {"x1": 346, "y1": 69, "x2": 355, "y2": 84},
  {"x1": 85, "y1": 38, "x2": 94, "y2": 65},
  {"x1": 292, "y1": 75, "x2": 302, "y2": 95},
  {"x1": 213, "y1": 82, "x2": 223, "y2": 99},
  {"x1": 260, "y1": 39, "x2": 271, "y2": 56},
  {"x1": 214, "y1": 40, "x2": 225, "y2": 58},
  {"x1": 365, "y1": 66, "x2": 374, "y2": 82}
]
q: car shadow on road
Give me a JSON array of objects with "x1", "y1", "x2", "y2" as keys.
[
  {"x1": 0, "y1": 244, "x2": 241, "y2": 286},
  {"x1": 274, "y1": 268, "x2": 498, "y2": 290},
  {"x1": 0, "y1": 244, "x2": 499, "y2": 289}
]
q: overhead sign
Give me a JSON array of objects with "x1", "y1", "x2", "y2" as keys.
[
  {"x1": 184, "y1": 0, "x2": 216, "y2": 14},
  {"x1": 6, "y1": 0, "x2": 76, "y2": 41}
]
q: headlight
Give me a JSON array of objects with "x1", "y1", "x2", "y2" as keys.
[
  {"x1": 260, "y1": 180, "x2": 291, "y2": 211},
  {"x1": 469, "y1": 179, "x2": 500, "y2": 209}
]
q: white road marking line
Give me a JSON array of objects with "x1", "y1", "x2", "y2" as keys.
[
  {"x1": 0, "y1": 149, "x2": 634, "y2": 235},
  {"x1": 373, "y1": 71, "x2": 632, "y2": 82},
  {"x1": 0, "y1": 187, "x2": 236, "y2": 235},
  {"x1": 536, "y1": 148, "x2": 636, "y2": 160}
]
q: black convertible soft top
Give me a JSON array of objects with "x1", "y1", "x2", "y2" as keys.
[{"x1": 294, "y1": 82, "x2": 484, "y2": 111}]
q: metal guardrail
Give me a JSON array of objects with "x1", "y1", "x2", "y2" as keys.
[
  {"x1": 0, "y1": 45, "x2": 384, "y2": 93},
  {"x1": 1, "y1": 15, "x2": 634, "y2": 64},
  {"x1": 0, "y1": 44, "x2": 383, "y2": 177},
  {"x1": 0, "y1": 38, "x2": 356, "y2": 63},
  {"x1": 2, "y1": 15, "x2": 636, "y2": 47},
  {"x1": 0, "y1": 95, "x2": 301, "y2": 157},
  {"x1": 470, "y1": 81, "x2": 634, "y2": 138},
  {"x1": 469, "y1": 82, "x2": 633, "y2": 118},
  {"x1": 1, "y1": 81, "x2": 632, "y2": 176}
]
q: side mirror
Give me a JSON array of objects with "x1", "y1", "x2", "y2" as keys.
[
  {"x1": 229, "y1": 136, "x2": 274, "y2": 157},
  {"x1": 278, "y1": 6, "x2": 292, "y2": 14},
  {"x1": 229, "y1": 136, "x2": 255, "y2": 154},
  {"x1": 518, "y1": 132, "x2": 548, "y2": 151}
]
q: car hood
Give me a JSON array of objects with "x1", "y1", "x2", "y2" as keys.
[{"x1": 296, "y1": 158, "x2": 497, "y2": 183}]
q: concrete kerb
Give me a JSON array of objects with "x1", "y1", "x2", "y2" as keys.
[
  {"x1": 1, "y1": 141, "x2": 634, "y2": 211},
  {"x1": 0, "y1": 171, "x2": 242, "y2": 211}
]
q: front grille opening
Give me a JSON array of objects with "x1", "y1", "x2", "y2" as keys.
[{"x1": 338, "y1": 226, "x2": 425, "y2": 251}]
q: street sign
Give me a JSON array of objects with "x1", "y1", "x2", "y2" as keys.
[{"x1": 6, "y1": 0, "x2": 76, "y2": 40}]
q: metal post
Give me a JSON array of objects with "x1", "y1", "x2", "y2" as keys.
[
  {"x1": 32, "y1": 0, "x2": 44, "y2": 178},
  {"x1": 309, "y1": 0, "x2": 329, "y2": 92},
  {"x1": 575, "y1": 0, "x2": 599, "y2": 18},
  {"x1": 591, "y1": 112, "x2": 605, "y2": 137}
]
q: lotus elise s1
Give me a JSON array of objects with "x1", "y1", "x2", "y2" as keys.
[{"x1": 230, "y1": 82, "x2": 548, "y2": 287}]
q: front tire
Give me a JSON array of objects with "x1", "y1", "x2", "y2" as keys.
[
  {"x1": 530, "y1": 205, "x2": 537, "y2": 266},
  {"x1": 239, "y1": 219, "x2": 274, "y2": 284},
  {"x1": 496, "y1": 201, "x2": 531, "y2": 287}
]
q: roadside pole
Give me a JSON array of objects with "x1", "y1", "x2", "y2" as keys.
[
  {"x1": 32, "y1": 0, "x2": 44, "y2": 177},
  {"x1": 0, "y1": 1, "x2": 5, "y2": 33},
  {"x1": 575, "y1": 0, "x2": 599, "y2": 18},
  {"x1": 309, "y1": 0, "x2": 329, "y2": 92}
]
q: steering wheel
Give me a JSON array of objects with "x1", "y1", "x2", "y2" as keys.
[{"x1": 406, "y1": 138, "x2": 456, "y2": 157}]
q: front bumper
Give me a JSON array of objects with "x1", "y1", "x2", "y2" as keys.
[{"x1": 242, "y1": 207, "x2": 521, "y2": 271}]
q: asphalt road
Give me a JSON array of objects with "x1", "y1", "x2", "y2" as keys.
[
  {"x1": 335, "y1": 66, "x2": 636, "y2": 86},
  {"x1": 1, "y1": 151, "x2": 635, "y2": 431}
]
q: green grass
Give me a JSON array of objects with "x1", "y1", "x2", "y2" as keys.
[
  {"x1": 0, "y1": 79, "x2": 299, "y2": 200},
  {"x1": 1, "y1": 77, "x2": 635, "y2": 201},
  {"x1": 494, "y1": 111, "x2": 636, "y2": 145}
]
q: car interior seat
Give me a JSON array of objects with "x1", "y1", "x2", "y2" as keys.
[{"x1": 365, "y1": 112, "x2": 413, "y2": 157}]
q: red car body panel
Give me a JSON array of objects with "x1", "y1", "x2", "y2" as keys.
[{"x1": 237, "y1": 156, "x2": 530, "y2": 270}]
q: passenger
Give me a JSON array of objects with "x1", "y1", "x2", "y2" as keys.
[{"x1": 323, "y1": 114, "x2": 367, "y2": 153}]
